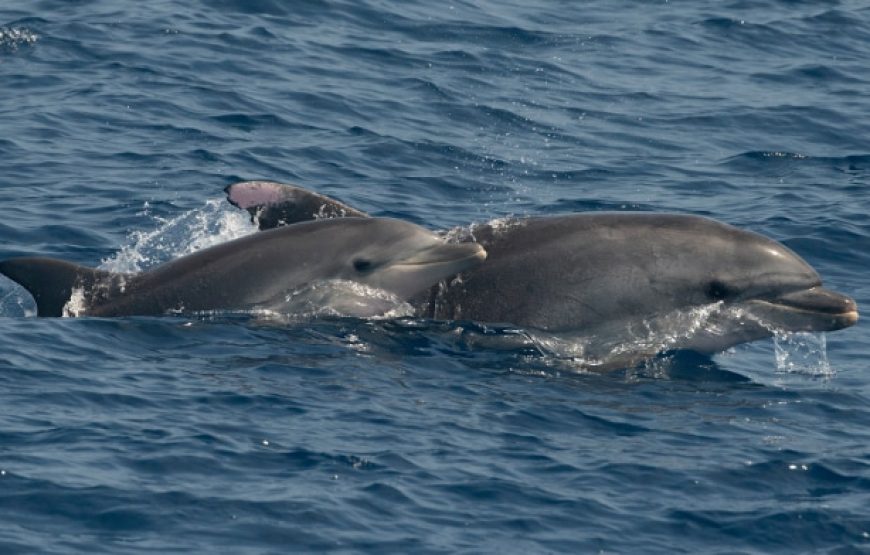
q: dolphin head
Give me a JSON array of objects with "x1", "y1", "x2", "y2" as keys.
[
  {"x1": 334, "y1": 218, "x2": 487, "y2": 299},
  {"x1": 625, "y1": 215, "x2": 858, "y2": 353},
  {"x1": 260, "y1": 217, "x2": 486, "y2": 316},
  {"x1": 510, "y1": 214, "x2": 857, "y2": 358}
]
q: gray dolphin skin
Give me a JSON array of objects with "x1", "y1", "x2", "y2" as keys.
[
  {"x1": 225, "y1": 181, "x2": 858, "y2": 360},
  {"x1": 0, "y1": 217, "x2": 486, "y2": 317}
]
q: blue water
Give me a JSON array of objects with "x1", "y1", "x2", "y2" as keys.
[{"x1": 2, "y1": 1, "x2": 869, "y2": 552}]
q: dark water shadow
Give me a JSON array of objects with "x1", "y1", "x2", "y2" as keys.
[{"x1": 643, "y1": 350, "x2": 754, "y2": 384}]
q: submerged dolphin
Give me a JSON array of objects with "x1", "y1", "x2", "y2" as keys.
[
  {"x1": 226, "y1": 181, "x2": 858, "y2": 362},
  {"x1": 0, "y1": 217, "x2": 486, "y2": 317}
]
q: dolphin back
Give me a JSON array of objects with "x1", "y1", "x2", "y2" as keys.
[{"x1": 0, "y1": 257, "x2": 115, "y2": 317}]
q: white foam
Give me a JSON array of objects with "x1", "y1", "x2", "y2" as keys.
[
  {"x1": 0, "y1": 27, "x2": 38, "y2": 50},
  {"x1": 101, "y1": 199, "x2": 257, "y2": 273},
  {"x1": 440, "y1": 216, "x2": 526, "y2": 244},
  {"x1": 62, "y1": 287, "x2": 87, "y2": 318},
  {"x1": 483, "y1": 216, "x2": 525, "y2": 234}
]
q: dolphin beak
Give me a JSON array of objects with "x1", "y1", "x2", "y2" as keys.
[
  {"x1": 755, "y1": 286, "x2": 858, "y2": 332},
  {"x1": 397, "y1": 242, "x2": 487, "y2": 269},
  {"x1": 377, "y1": 241, "x2": 486, "y2": 299}
]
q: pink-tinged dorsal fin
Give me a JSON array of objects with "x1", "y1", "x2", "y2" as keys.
[{"x1": 224, "y1": 181, "x2": 368, "y2": 230}]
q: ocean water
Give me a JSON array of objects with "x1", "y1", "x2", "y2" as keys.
[{"x1": 1, "y1": 0, "x2": 869, "y2": 553}]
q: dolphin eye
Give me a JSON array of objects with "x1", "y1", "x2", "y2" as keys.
[
  {"x1": 353, "y1": 258, "x2": 373, "y2": 273},
  {"x1": 705, "y1": 280, "x2": 732, "y2": 301}
]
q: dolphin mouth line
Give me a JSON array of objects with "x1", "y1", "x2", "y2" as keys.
[
  {"x1": 394, "y1": 244, "x2": 487, "y2": 268},
  {"x1": 756, "y1": 300, "x2": 859, "y2": 322},
  {"x1": 750, "y1": 286, "x2": 859, "y2": 329}
]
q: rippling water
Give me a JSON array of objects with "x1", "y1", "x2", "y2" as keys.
[{"x1": 1, "y1": 1, "x2": 869, "y2": 553}]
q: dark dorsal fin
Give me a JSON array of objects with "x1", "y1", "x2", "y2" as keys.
[
  {"x1": 0, "y1": 257, "x2": 119, "y2": 317},
  {"x1": 224, "y1": 181, "x2": 368, "y2": 231}
]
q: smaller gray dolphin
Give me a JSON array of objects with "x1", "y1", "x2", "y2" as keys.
[{"x1": 0, "y1": 217, "x2": 486, "y2": 317}]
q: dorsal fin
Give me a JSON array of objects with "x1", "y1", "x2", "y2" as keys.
[
  {"x1": 225, "y1": 181, "x2": 368, "y2": 230},
  {"x1": 0, "y1": 257, "x2": 119, "y2": 317}
]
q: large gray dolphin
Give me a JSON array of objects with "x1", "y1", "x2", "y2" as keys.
[
  {"x1": 0, "y1": 217, "x2": 486, "y2": 317},
  {"x1": 225, "y1": 181, "x2": 858, "y2": 363}
]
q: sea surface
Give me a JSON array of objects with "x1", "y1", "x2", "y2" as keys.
[{"x1": 1, "y1": 1, "x2": 869, "y2": 553}]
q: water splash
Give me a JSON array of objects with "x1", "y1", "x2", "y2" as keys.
[
  {"x1": 0, "y1": 27, "x2": 38, "y2": 52},
  {"x1": 101, "y1": 199, "x2": 257, "y2": 273},
  {"x1": 773, "y1": 331, "x2": 833, "y2": 378},
  {"x1": 520, "y1": 303, "x2": 729, "y2": 372},
  {"x1": 62, "y1": 287, "x2": 88, "y2": 318},
  {"x1": 0, "y1": 282, "x2": 36, "y2": 317},
  {"x1": 280, "y1": 279, "x2": 415, "y2": 319}
]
